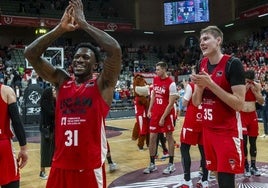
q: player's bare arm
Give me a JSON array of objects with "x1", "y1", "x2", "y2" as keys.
[
  {"x1": 70, "y1": 0, "x2": 122, "y2": 105},
  {"x1": 147, "y1": 90, "x2": 155, "y2": 118},
  {"x1": 24, "y1": 5, "x2": 75, "y2": 86},
  {"x1": 161, "y1": 95, "x2": 177, "y2": 121},
  {"x1": 251, "y1": 82, "x2": 264, "y2": 105},
  {"x1": 207, "y1": 79, "x2": 245, "y2": 111}
]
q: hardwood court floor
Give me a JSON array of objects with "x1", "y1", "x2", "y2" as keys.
[{"x1": 17, "y1": 118, "x2": 268, "y2": 188}]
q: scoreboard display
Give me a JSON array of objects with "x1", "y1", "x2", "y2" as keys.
[{"x1": 164, "y1": 0, "x2": 209, "y2": 25}]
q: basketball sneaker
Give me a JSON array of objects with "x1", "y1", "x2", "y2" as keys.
[
  {"x1": 163, "y1": 163, "x2": 176, "y2": 174},
  {"x1": 162, "y1": 151, "x2": 169, "y2": 158},
  {"x1": 39, "y1": 171, "x2": 48, "y2": 180},
  {"x1": 172, "y1": 179, "x2": 193, "y2": 188},
  {"x1": 250, "y1": 166, "x2": 261, "y2": 176},
  {"x1": 208, "y1": 171, "x2": 216, "y2": 180},
  {"x1": 143, "y1": 163, "x2": 157, "y2": 174},
  {"x1": 196, "y1": 179, "x2": 209, "y2": 188},
  {"x1": 160, "y1": 151, "x2": 169, "y2": 160},
  {"x1": 244, "y1": 166, "x2": 251, "y2": 177},
  {"x1": 109, "y1": 162, "x2": 117, "y2": 172}
]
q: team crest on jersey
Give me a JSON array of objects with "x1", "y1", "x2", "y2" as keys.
[
  {"x1": 216, "y1": 71, "x2": 223, "y2": 77},
  {"x1": 85, "y1": 81, "x2": 95, "y2": 87},
  {"x1": 229, "y1": 159, "x2": 236, "y2": 170}
]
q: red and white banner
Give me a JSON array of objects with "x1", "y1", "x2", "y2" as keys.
[{"x1": 0, "y1": 14, "x2": 133, "y2": 32}]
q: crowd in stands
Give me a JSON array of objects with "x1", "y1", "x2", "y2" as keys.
[
  {"x1": 15, "y1": 0, "x2": 119, "y2": 20},
  {"x1": 0, "y1": 28, "x2": 268, "y2": 106}
]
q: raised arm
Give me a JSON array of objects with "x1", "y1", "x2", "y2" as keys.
[
  {"x1": 24, "y1": 5, "x2": 76, "y2": 86},
  {"x1": 70, "y1": 0, "x2": 122, "y2": 105}
]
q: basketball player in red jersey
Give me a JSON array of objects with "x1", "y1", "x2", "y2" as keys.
[
  {"x1": 191, "y1": 26, "x2": 245, "y2": 188},
  {"x1": 173, "y1": 82, "x2": 208, "y2": 188},
  {"x1": 143, "y1": 61, "x2": 178, "y2": 175},
  {"x1": 241, "y1": 70, "x2": 264, "y2": 177},
  {"x1": 24, "y1": 0, "x2": 122, "y2": 187},
  {"x1": 0, "y1": 83, "x2": 28, "y2": 188}
]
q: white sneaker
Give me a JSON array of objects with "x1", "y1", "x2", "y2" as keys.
[
  {"x1": 244, "y1": 167, "x2": 251, "y2": 177},
  {"x1": 250, "y1": 166, "x2": 261, "y2": 176},
  {"x1": 143, "y1": 163, "x2": 157, "y2": 174},
  {"x1": 259, "y1": 134, "x2": 266, "y2": 138},
  {"x1": 208, "y1": 171, "x2": 216, "y2": 180},
  {"x1": 172, "y1": 179, "x2": 193, "y2": 188},
  {"x1": 109, "y1": 163, "x2": 117, "y2": 172},
  {"x1": 39, "y1": 171, "x2": 48, "y2": 180},
  {"x1": 162, "y1": 151, "x2": 170, "y2": 158},
  {"x1": 196, "y1": 179, "x2": 209, "y2": 188},
  {"x1": 160, "y1": 152, "x2": 170, "y2": 160},
  {"x1": 163, "y1": 163, "x2": 176, "y2": 174}
]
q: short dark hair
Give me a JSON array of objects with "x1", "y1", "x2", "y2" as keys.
[{"x1": 75, "y1": 42, "x2": 101, "y2": 63}]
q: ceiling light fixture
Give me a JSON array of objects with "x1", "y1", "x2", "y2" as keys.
[
  {"x1": 183, "y1": 30, "x2": 195, "y2": 34},
  {"x1": 144, "y1": 31, "x2": 154, "y2": 34},
  {"x1": 258, "y1": 13, "x2": 268, "y2": 17},
  {"x1": 104, "y1": 29, "x2": 114, "y2": 32},
  {"x1": 225, "y1": 23, "x2": 234, "y2": 27}
]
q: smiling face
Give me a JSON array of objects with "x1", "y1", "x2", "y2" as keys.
[
  {"x1": 199, "y1": 26, "x2": 223, "y2": 58},
  {"x1": 155, "y1": 65, "x2": 166, "y2": 78},
  {"x1": 199, "y1": 32, "x2": 222, "y2": 57},
  {"x1": 72, "y1": 47, "x2": 96, "y2": 78}
]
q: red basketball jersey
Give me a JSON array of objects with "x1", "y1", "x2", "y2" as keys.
[
  {"x1": 0, "y1": 84, "x2": 13, "y2": 140},
  {"x1": 151, "y1": 76, "x2": 174, "y2": 116},
  {"x1": 53, "y1": 78, "x2": 109, "y2": 170},
  {"x1": 0, "y1": 84, "x2": 20, "y2": 185},
  {"x1": 200, "y1": 55, "x2": 242, "y2": 137},
  {"x1": 182, "y1": 83, "x2": 203, "y2": 132}
]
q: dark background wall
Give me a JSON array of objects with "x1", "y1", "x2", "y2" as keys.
[{"x1": 0, "y1": 0, "x2": 267, "y2": 48}]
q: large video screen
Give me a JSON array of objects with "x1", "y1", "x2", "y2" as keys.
[{"x1": 164, "y1": 0, "x2": 209, "y2": 25}]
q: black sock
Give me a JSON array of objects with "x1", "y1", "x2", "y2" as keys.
[
  {"x1": 251, "y1": 160, "x2": 256, "y2": 168},
  {"x1": 245, "y1": 159, "x2": 249, "y2": 168},
  {"x1": 150, "y1": 156, "x2": 155, "y2": 164},
  {"x1": 169, "y1": 156, "x2": 174, "y2": 164},
  {"x1": 107, "y1": 156, "x2": 113, "y2": 164}
]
